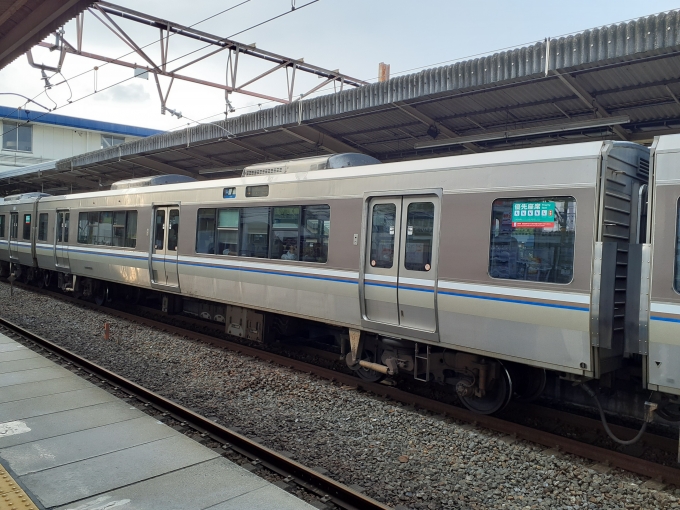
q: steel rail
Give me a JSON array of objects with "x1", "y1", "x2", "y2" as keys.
[
  {"x1": 6, "y1": 282, "x2": 680, "y2": 486},
  {"x1": 0, "y1": 316, "x2": 390, "y2": 510}
]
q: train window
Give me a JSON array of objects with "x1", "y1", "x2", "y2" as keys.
[
  {"x1": 38, "y1": 213, "x2": 48, "y2": 241},
  {"x1": 167, "y1": 209, "x2": 179, "y2": 251},
  {"x1": 246, "y1": 185, "x2": 269, "y2": 198},
  {"x1": 239, "y1": 207, "x2": 270, "y2": 258},
  {"x1": 404, "y1": 202, "x2": 434, "y2": 271},
  {"x1": 370, "y1": 204, "x2": 397, "y2": 269},
  {"x1": 22, "y1": 214, "x2": 31, "y2": 240},
  {"x1": 10, "y1": 213, "x2": 17, "y2": 239},
  {"x1": 57, "y1": 212, "x2": 69, "y2": 243},
  {"x1": 271, "y1": 207, "x2": 301, "y2": 260},
  {"x1": 674, "y1": 200, "x2": 680, "y2": 292},
  {"x1": 77, "y1": 212, "x2": 99, "y2": 244},
  {"x1": 77, "y1": 211, "x2": 137, "y2": 247},
  {"x1": 300, "y1": 205, "x2": 330, "y2": 263},
  {"x1": 112, "y1": 211, "x2": 126, "y2": 247},
  {"x1": 196, "y1": 209, "x2": 216, "y2": 254},
  {"x1": 98, "y1": 211, "x2": 114, "y2": 245},
  {"x1": 125, "y1": 211, "x2": 137, "y2": 248},
  {"x1": 154, "y1": 210, "x2": 165, "y2": 250},
  {"x1": 488, "y1": 197, "x2": 576, "y2": 284},
  {"x1": 217, "y1": 209, "x2": 239, "y2": 256},
  {"x1": 0, "y1": 215, "x2": 5, "y2": 238}
]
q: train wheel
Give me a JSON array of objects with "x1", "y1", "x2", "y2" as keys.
[
  {"x1": 43, "y1": 271, "x2": 53, "y2": 288},
  {"x1": 94, "y1": 283, "x2": 108, "y2": 306},
  {"x1": 458, "y1": 364, "x2": 512, "y2": 415},
  {"x1": 124, "y1": 286, "x2": 142, "y2": 305},
  {"x1": 505, "y1": 364, "x2": 547, "y2": 402},
  {"x1": 354, "y1": 349, "x2": 385, "y2": 383}
]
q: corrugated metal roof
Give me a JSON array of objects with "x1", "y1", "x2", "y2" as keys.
[{"x1": 0, "y1": 0, "x2": 96, "y2": 70}]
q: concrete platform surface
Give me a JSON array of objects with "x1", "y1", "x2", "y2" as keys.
[{"x1": 0, "y1": 332, "x2": 315, "y2": 510}]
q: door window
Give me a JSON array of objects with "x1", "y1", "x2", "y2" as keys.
[
  {"x1": 369, "y1": 204, "x2": 396, "y2": 268},
  {"x1": 0, "y1": 215, "x2": 4, "y2": 238},
  {"x1": 155, "y1": 210, "x2": 165, "y2": 250},
  {"x1": 167, "y1": 209, "x2": 179, "y2": 251},
  {"x1": 404, "y1": 202, "x2": 434, "y2": 271},
  {"x1": 10, "y1": 214, "x2": 17, "y2": 239},
  {"x1": 57, "y1": 213, "x2": 64, "y2": 242},
  {"x1": 23, "y1": 214, "x2": 31, "y2": 240},
  {"x1": 63, "y1": 213, "x2": 69, "y2": 242}
]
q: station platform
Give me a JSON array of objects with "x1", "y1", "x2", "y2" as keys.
[{"x1": 0, "y1": 332, "x2": 314, "y2": 510}]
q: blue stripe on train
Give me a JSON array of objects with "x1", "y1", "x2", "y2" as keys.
[
  {"x1": 651, "y1": 315, "x2": 680, "y2": 323},
  {"x1": 437, "y1": 290, "x2": 589, "y2": 312}
]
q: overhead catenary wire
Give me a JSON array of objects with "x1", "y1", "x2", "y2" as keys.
[
  {"x1": 0, "y1": 0, "x2": 319, "y2": 139},
  {"x1": 0, "y1": 0, "x2": 253, "y2": 124}
]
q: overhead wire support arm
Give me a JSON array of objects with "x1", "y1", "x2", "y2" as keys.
[{"x1": 95, "y1": 1, "x2": 368, "y2": 87}]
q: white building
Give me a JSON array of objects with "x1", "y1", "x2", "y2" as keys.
[{"x1": 0, "y1": 106, "x2": 161, "y2": 171}]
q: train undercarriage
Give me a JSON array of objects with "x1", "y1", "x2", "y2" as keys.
[{"x1": 5, "y1": 262, "x2": 677, "y2": 434}]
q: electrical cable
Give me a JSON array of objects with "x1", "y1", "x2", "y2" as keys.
[{"x1": 581, "y1": 383, "x2": 649, "y2": 446}]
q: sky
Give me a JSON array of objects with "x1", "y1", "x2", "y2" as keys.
[{"x1": 1, "y1": 0, "x2": 679, "y2": 133}]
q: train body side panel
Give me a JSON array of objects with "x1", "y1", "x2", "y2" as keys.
[
  {"x1": 434, "y1": 168, "x2": 597, "y2": 373},
  {"x1": 646, "y1": 137, "x2": 680, "y2": 394}
]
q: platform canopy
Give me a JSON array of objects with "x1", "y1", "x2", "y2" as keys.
[
  {"x1": 5, "y1": 9, "x2": 680, "y2": 194},
  {"x1": 0, "y1": 0, "x2": 95, "y2": 71}
]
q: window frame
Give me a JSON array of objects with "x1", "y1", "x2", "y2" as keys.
[
  {"x1": 101, "y1": 134, "x2": 125, "y2": 149},
  {"x1": 2, "y1": 121, "x2": 32, "y2": 153},
  {"x1": 194, "y1": 204, "x2": 330, "y2": 264},
  {"x1": 487, "y1": 196, "x2": 577, "y2": 285}
]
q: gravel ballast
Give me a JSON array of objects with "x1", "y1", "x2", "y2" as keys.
[{"x1": 2, "y1": 283, "x2": 680, "y2": 510}]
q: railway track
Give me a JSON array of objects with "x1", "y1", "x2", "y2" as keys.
[
  {"x1": 6, "y1": 280, "x2": 680, "y2": 489},
  {"x1": 0, "y1": 316, "x2": 390, "y2": 510}
]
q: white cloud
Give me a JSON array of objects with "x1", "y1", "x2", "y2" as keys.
[{"x1": 93, "y1": 83, "x2": 150, "y2": 103}]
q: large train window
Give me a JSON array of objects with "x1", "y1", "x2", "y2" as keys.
[
  {"x1": 22, "y1": 214, "x2": 31, "y2": 240},
  {"x1": 195, "y1": 205, "x2": 330, "y2": 262},
  {"x1": 77, "y1": 211, "x2": 138, "y2": 247},
  {"x1": 38, "y1": 213, "x2": 48, "y2": 241},
  {"x1": 488, "y1": 197, "x2": 576, "y2": 284}
]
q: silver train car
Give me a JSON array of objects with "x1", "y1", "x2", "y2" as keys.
[{"x1": 0, "y1": 141, "x2": 670, "y2": 417}]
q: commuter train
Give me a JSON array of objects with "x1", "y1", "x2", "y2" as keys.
[{"x1": 2, "y1": 136, "x2": 680, "y2": 420}]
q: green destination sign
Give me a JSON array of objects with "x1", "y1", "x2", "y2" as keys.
[{"x1": 512, "y1": 201, "x2": 555, "y2": 228}]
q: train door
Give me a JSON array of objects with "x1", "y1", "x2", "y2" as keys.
[
  {"x1": 54, "y1": 210, "x2": 70, "y2": 271},
  {"x1": 8, "y1": 212, "x2": 18, "y2": 263},
  {"x1": 150, "y1": 206, "x2": 180, "y2": 289},
  {"x1": 362, "y1": 192, "x2": 440, "y2": 336}
]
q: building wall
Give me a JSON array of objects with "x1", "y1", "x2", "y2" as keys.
[{"x1": 0, "y1": 122, "x2": 141, "y2": 170}]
